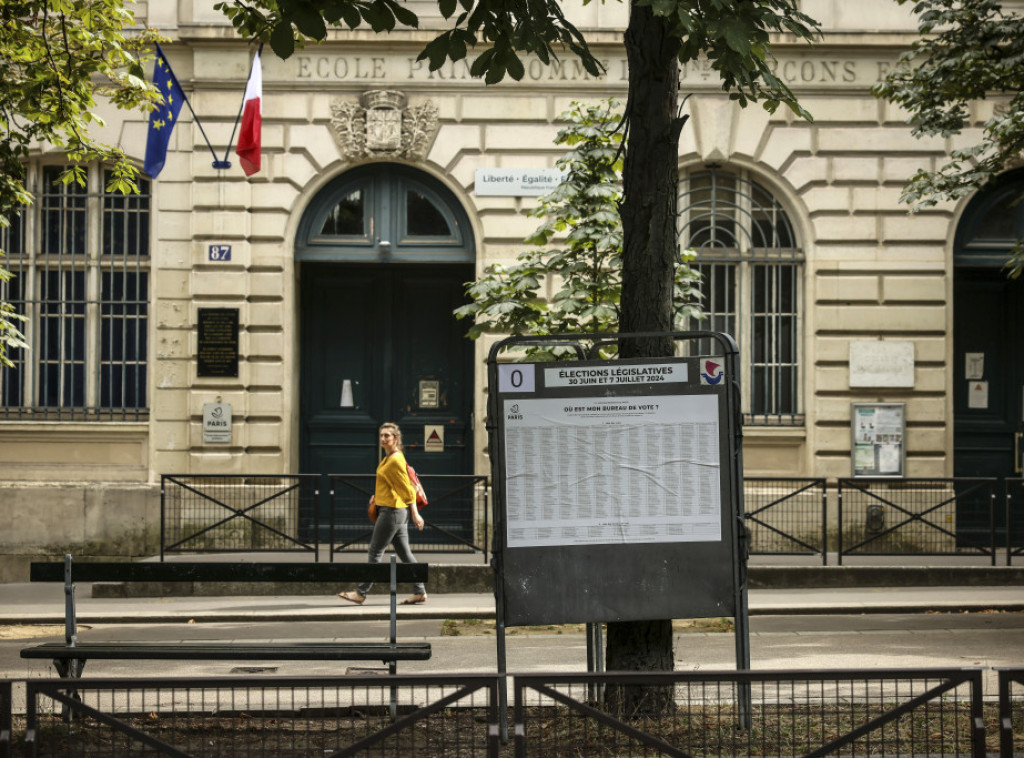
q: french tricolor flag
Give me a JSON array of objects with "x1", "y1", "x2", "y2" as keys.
[{"x1": 236, "y1": 48, "x2": 262, "y2": 176}]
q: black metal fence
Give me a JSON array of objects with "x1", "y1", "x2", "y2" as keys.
[
  {"x1": 1, "y1": 679, "x2": 11, "y2": 758},
  {"x1": 161, "y1": 474, "x2": 491, "y2": 561},
  {"x1": 7, "y1": 668, "x2": 1015, "y2": 756},
  {"x1": 159, "y1": 474, "x2": 1022, "y2": 565},
  {"x1": 837, "y1": 478, "x2": 998, "y2": 565},
  {"x1": 21, "y1": 674, "x2": 499, "y2": 757},
  {"x1": 329, "y1": 474, "x2": 490, "y2": 558},
  {"x1": 743, "y1": 478, "x2": 827, "y2": 563},
  {"x1": 998, "y1": 668, "x2": 1024, "y2": 757},
  {"x1": 514, "y1": 668, "x2": 987, "y2": 757},
  {"x1": 161, "y1": 475, "x2": 320, "y2": 558},
  {"x1": 1003, "y1": 479, "x2": 1024, "y2": 566}
]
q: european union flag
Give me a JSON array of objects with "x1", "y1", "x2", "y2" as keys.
[{"x1": 144, "y1": 45, "x2": 185, "y2": 178}]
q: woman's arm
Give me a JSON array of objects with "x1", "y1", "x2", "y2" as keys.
[{"x1": 408, "y1": 502, "x2": 425, "y2": 531}]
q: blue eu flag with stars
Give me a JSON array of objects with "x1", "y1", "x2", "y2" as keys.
[{"x1": 144, "y1": 45, "x2": 185, "y2": 178}]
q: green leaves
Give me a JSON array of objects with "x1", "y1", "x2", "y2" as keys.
[
  {"x1": 455, "y1": 99, "x2": 701, "y2": 356},
  {"x1": 0, "y1": 0, "x2": 161, "y2": 366},
  {"x1": 875, "y1": 0, "x2": 1024, "y2": 220}
]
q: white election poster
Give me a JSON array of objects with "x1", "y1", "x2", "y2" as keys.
[{"x1": 503, "y1": 394, "x2": 721, "y2": 549}]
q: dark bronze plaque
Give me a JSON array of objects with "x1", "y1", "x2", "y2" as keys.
[{"x1": 197, "y1": 308, "x2": 239, "y2": 378}]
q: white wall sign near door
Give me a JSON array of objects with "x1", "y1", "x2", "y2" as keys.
[
  {"x1": 424, "y1": 424, "x2": 445, "y2": 452},
  {"x1": 202, "y1": 402, "x2": 232, "y2": 444}
]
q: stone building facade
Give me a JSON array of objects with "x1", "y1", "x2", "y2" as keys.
[{"x1": 1, "y1": 0, "x2": 1019, "y2": 578}]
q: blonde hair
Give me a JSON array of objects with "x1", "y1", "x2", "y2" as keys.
[{"x1": 379, "y1": 422, "x2": 403, "y2": 451}]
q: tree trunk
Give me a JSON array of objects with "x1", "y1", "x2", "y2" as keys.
[
  {"x1": 619, "y1": 0, "x2": 683, "y2": 356},
  {"x1": 604, "y1": 1, "x2": 684, "y2": 715}
]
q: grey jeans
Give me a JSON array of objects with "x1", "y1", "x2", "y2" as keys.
[{"x1": 357, "y1": 506, "x2": 426, "y2": 596}]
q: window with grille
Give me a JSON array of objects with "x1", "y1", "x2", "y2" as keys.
[
  {"x1": 0, "y1": 165, "x2": 149, "y2": 420},
  {"x1": 679, "y1": 167, "x2": 803, "y2": 425}
]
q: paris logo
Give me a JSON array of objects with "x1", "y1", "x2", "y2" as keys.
[{"x1": 700, "y1": 360, "x2": 724, "y2": 385}]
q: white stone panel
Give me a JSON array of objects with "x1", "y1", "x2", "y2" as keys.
[
  {"x1": 756, "y1": 128, "x2": 814, "y2": 170},
  {"x1": 483, "y1": 124, "x2": 561, "y2": 152},
  {"x1": 799, "y1": 96, "x2": 880, "y2": 123},
  {"x1": 880, "y1": 213, "x2": 951, "y2": 243},
  {"x1": 832, "y1": 157, "x2": 881, "y2": 183},
  {"x1": 430, "y1": 125, "x2": 484, "y2": 167},
  {"x1": 816, "y1": 304, "x2": 945, "y2": 331},
  {"x1": 811, "y1": 215, "x2": 877, "y2": 242},
  {"x1": 192, "y1": 270, "x2": 248, "y2": 298},
  {"x1": 818, "y1": 128, "x2": 942, "y2": 154},
  {"x1": 816, "y1": 275, "x2": 880, "y2": 302},
  {"x1": 882, "y1": 276, "x2": 947, "y2": 302},
  {"x1": 852, "y1": 187, "x2": 905, "y2": 213},
  {"x1": 802, "y1": 186, "x2": 852, "y2": 214},
  {"x1": 785, "y1": 156, "x2": 830, "y2": 191}
]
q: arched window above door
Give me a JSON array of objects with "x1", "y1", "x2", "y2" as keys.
[
  {"x1": 955, "y1": 169, "x2": 1024, "y2": 268},
  {"x1": 297, "y1": 163, "x2": 474, "y2": 263}
]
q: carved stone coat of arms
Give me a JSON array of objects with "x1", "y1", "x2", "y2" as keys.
[{"x1": 330, "y1": 90, "x2": 439, "y2": 162}]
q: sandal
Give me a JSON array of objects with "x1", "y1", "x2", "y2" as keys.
[
  {"x1": 337, "y1": 591, "x2": 365, "y2": 605},
  {"x1": 401, "y1": 594, "x2": 428, "y2": 605}
]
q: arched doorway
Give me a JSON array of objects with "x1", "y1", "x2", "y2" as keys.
[
  {"x1": 953, "y1": 169, "x2": 1024, "y2": 545},
  {"x1": 296, "y1": 163, "x2": 476, "y2": 487}
]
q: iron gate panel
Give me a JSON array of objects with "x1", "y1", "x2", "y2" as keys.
[
  {"x1": 514, "y1": 668, "x2": 987, "y2": 757},
  {"x1": 24, "y1": 674, "x2": 500, "y2": 757},
  {"x1": 329, "y1": 473, "x2": 489, "y2": 556},
  {"x1": 744, "y1": 478, "x2": 827, "y2": 562},
  {"x1": 837, "y1": 478, "x2": 998, "y2": 564},
  {"x1": 161, "y1": 475, "x2": 320, "y2": 557}
]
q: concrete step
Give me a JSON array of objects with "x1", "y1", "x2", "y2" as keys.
[{"x1": 90, "y1": 563, "x2": 1024, "y2": 597}]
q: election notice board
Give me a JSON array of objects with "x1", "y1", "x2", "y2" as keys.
[{"x1": 490, "y1": 354, "x2": 742, "y2": 626}]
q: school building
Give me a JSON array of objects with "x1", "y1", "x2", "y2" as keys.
[{"x1": 0, "y1": 0, "x2": 1019, "y2": 578}]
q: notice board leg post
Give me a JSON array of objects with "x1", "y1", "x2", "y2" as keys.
[{"x1": 497, "y1": 620, "x2": 509, "y2": 744}]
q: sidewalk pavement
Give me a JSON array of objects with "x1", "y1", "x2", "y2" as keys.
[{"x1": 1, "y1": 581, "x2": 1021, "y2": 625}]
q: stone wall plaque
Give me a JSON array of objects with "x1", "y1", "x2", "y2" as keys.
[{"x1": 849, "y1": 340, "x2": 914, "y2": 388}]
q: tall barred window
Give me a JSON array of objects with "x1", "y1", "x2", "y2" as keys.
[
  {"x1": 0, "y1": 164, "x2": 149, "y2": 420},
  {"x1": 679, "y1": 166, "x2": 802, "y2": 425}
]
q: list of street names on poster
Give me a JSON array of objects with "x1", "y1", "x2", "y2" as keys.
[{"x1": 503, "y1": 394, "x2": 721, "y2": 548}]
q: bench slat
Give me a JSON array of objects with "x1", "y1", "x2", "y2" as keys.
[
  {"x1": 21, "y1": 642, "x2": 432, "y2": 662},
  {"x1": 29, "y1": 562, "x2": 429, "y2": 584}
]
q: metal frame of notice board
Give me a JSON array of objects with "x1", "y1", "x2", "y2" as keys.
[
  {"x1": 851, "y1": 402, "x2": 906, "y2": 478},
  {"x1": 486, "y1": 331, "x2": 750, "y2": 730}
]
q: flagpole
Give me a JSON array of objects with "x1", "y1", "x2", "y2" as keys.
[
  {"x1": 224, "y1": 44, "x2": 263, "y2": 168},
  {"x1": 154, "y1": 43, "x2": 228, "y2": 169}
]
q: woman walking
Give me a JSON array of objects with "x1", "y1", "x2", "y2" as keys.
[{"x1": 339, "y1": 422, "x2": 428, "y2": 605}]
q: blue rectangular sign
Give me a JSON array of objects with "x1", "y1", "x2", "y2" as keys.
[{"x1": 208, "y1": 244, "x2": 232, "y2": 261}]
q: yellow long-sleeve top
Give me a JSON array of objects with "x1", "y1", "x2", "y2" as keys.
[{"x1": 375, "y1": 451, "x2": 416, "y2": 509}]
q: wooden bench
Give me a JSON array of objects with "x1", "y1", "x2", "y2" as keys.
[{"x1": 21, "y1": 555, "x2": 431, "y2": 679}]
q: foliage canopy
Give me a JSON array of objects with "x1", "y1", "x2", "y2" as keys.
[
  {"x1": 0, "y1": 0, "x2": 161, "y2": 364},
  {"x1": 454, "y1": 99, "x2": 702, "y2": 359},
  {"x1": 216, "y1": 0, "x2": 820, "y2": 116},
  {"x1": 874, "y1": 0, "x2": 1024, "y2": 275}
]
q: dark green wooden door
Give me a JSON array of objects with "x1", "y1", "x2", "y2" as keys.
[
  {"x1": 953, "y1": 268, "x2": 1024, "y2": 545},
  {"x1": 300, "y1": 262, "x2": 474, "y2": 479}
]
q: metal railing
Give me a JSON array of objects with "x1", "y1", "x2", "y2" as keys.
[
  {"x1": 1003, "y1": 479, "x2": 1024, "y2": 566},
  {"x1": 329, "y1": 474, "x2": 490, "y2": 560},
  {"x1": 161, "y1": 475, "x2": 321, "y2": 558},
  {"x1": 23, "y1": 674, "x2": 500, "y2": 757},
  {"x1": 837, "y1": 478, "x2": 998, "y2": 565},
  {"x1": 743, "y1": 478, "x2": 827, "y2": 563},
  {"x1": 4, "y1": 668, "x2": 1017, "y2": 755},
  {"x1": 514, "y1": 668, "x2": 987, "y2": 757},
  {"x1": 998, "y1": 668, "x2": 1024, "y2": 757},
  {"x1": 1, "y1": 679, "x2": 11, "y2": 758},
  {"x1": 160, "y1": 474, "x2": 491, "y2": 561}
]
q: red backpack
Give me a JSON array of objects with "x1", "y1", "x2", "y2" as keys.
[{"x1": 406, "y1": 464, "x2": 428, "y2": 509}]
